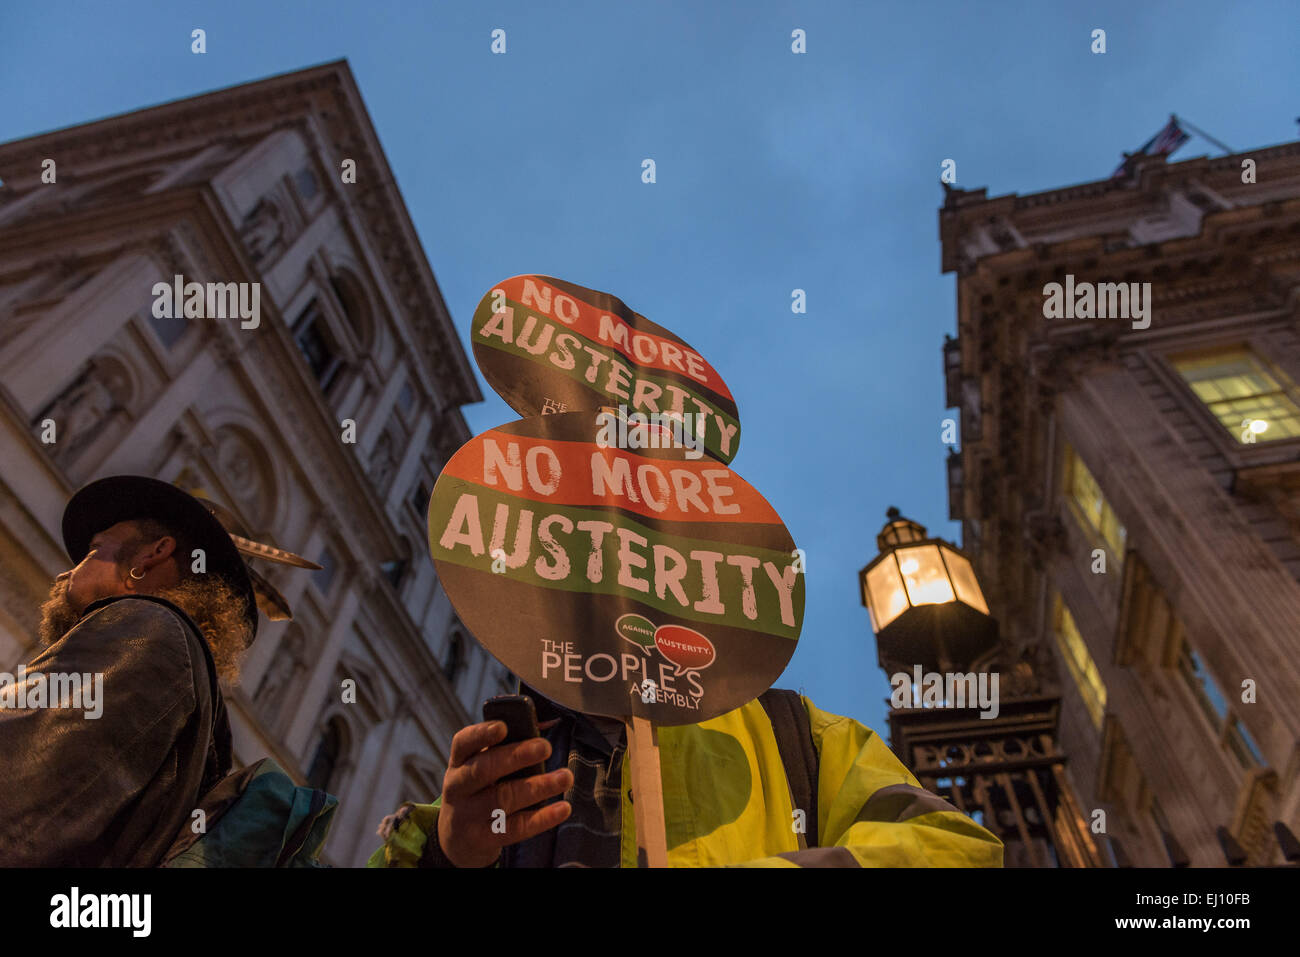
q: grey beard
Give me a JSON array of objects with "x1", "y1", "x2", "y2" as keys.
[{"x1": 37, "y1": 577, "x2": 81, "y2": 646}]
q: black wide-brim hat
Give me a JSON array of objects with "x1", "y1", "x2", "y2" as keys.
[{"x1": 62, "y1": 475, "x2": 260, "y2": 644}]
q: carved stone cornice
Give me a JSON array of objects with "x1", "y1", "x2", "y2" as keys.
[
  {"x1": 1028, "y1": 323, "x2": 1125, "y2": 394},
  {"x1": 0, "y1": 62, "x2": 482, "y2": 415}
]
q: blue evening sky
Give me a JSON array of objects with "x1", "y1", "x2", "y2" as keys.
[{"x1": 3, "y1": 1, "x2": 1296, "y2": 735}]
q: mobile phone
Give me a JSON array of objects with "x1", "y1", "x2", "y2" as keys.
[{"x1": 482, "y1": 694, "x2": 546, "y2": 781}]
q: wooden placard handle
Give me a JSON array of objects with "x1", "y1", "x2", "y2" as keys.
[{"x1": 626, "y1": 714, "x2": 668, "y2": 867}]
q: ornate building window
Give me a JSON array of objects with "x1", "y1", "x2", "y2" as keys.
[
  {"x1": 306, "y1": 718, "x2": 347, "y2": 792},
  {"x1": 368, "y1": 424, "x2": 400, "y2": 494},
  {"x1": 1120, "y1": 552, "x2": 1264, "y2": 772},
  {"x1": 381, "y1": 557, "x2": 407, "y2": 592},
  {"x1": 1172, "y1": 346, "x2": 1300, "y2": 444},
  {"x1": 147, "y1": 308, "x2": 189, "y2": 349},
  {"x1": 1063, "y1": 444, "x2": 1126, "y2": 567},
  {"x1": 328, "y1": 270, "x2": 374, "y2": 354},
  {"x1": 293, "y1": 302, "x2": 344, "y2": 393},
  {"x1": 313, "y1": 546, "x2": 338, "y2": 595},
  {"x1": 396, "y1": 380, "x2": 415, "y2": 418},
  {"x1": 1053, "y1": 594, "x2": 1107, "y2": 731},
  {"x1": 408, "y1": 478, "x2": 431, "y2": 524},
  {"x1": 1177, "y1": 642, "x2": 1264, "y2": 769},
  {"x1": 294, "y1": 167, "x2": 319, "y2": 201}
]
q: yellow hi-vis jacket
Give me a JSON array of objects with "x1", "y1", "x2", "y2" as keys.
[{"x1": 367, "y1": 694, "x2": 1003, "y2": 868}]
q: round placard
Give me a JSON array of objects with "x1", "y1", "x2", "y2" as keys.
[
  {"x1": 471, "y1": 275, "x2": 741, "y2": 464},
  {"x1": 427, "y1": 411, "x2": 801, "y2": 724}
]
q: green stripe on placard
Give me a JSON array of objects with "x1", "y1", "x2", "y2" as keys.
[
  {"x1": 473, "y1": 301, "x2": 741, "y2": 462},
  {"x1": 429, "y1": 480, "x2": 802, "y2": 639}
]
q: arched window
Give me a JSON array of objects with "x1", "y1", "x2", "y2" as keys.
[
  {"x1": 329, "y1": 269, "x2": 374, "y2": 353},
  {"x1": 381, "y1": 536, "x2": 411, "y2": 593},
  {"x1": 292, "y1": 300, "x2": 345, "y2": 394},
  {"x1": 306, "y1": 717, "x2": 347, "y2": 791}
]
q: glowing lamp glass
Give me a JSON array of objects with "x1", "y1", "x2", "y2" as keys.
[
  {"x1": 865, "y1": 558, "x2": 908, "y2": 631},
  {"x1": 895, "y1": 545, "x2": 955, "y2": 606},
  {"x1": 940, "y1": 546, "x2": 990, "y2": 615}
]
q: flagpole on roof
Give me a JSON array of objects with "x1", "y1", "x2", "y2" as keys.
[{"x1": 1172, "y1": 114, "x2": 1235, "y2": 156}]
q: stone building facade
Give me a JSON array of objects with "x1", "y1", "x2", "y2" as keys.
[
  {"x1": 0, "y1": 62, "x2": 513, "y2": 866},
  {"x1": 939, "y1": 140, "x2": 1300, "y2": 865}
]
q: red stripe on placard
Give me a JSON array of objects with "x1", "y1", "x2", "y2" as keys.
[
  {"x1": 492, "y1": 276, "x2": 734, "y2": 402},
  {"x1": 441, "y1": 430, "x2": 779, "y2": 524}
]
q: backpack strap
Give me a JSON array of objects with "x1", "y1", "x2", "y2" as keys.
[
  {"x1": 160, "y1": 759, "x2": 268, "y2": 863},
  {"x1": 757, "y1": 689, "x2": 819, "y2": 848},
  {"x1": 276, "y1": 787, "x2": 328, "y2": 866}
]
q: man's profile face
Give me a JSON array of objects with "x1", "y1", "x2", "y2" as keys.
[
  {"x1": 65, "y1": 521, "x2": 145, "y2": 614},
  {"x1": 39, "y1": 520, "x2": 182, "y2": 645},
  {"x1": 39, "y1": 521, "x2": 142, "y2": 645}
]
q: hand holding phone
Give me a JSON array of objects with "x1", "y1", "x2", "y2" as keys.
[
  {"x1": 481, "y1": 694, "x2": 546, "y2": 781},
  {"x1": 434, "y1": 694, "x2": 574, "y2": 867}
]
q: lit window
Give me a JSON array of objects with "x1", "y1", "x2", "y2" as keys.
[
  {"x1": 1172, "y1": 347, "x2": 1300, "y2": 443},
  {"x1": 1054, "y1": 595, "x2": 1107, "y2": 731},
  {"x1": 1064, "y1": 445, "x2": 1126, "y2": 562}
]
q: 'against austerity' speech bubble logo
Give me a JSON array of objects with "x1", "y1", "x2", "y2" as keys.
[
  {"x1": 617, "y1": 614, "x2": 717, "y2": 678},
  {"x1": 616, "y1": 613, "x2": 657, "y2": 652},
  {"x1": 653, "y1": 624, "x2": 716, "y2": 675}
]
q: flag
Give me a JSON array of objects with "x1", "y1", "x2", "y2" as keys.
[{"x1": 1110, "y1": 116, "x2": 1191, "y2": 178}]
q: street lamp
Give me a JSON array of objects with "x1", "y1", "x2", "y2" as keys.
[{"x1": 859, "y1": 507, "x2": 998, "y2": 674}]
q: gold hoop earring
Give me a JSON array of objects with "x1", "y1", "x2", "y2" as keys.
[{"x1": 129, "y1": 566, "x2": 146, "y2": 581}]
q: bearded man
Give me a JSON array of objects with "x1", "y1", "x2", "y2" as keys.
[{"x1": 0, "y1": 475, "x2": 309, "y2": 866}]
